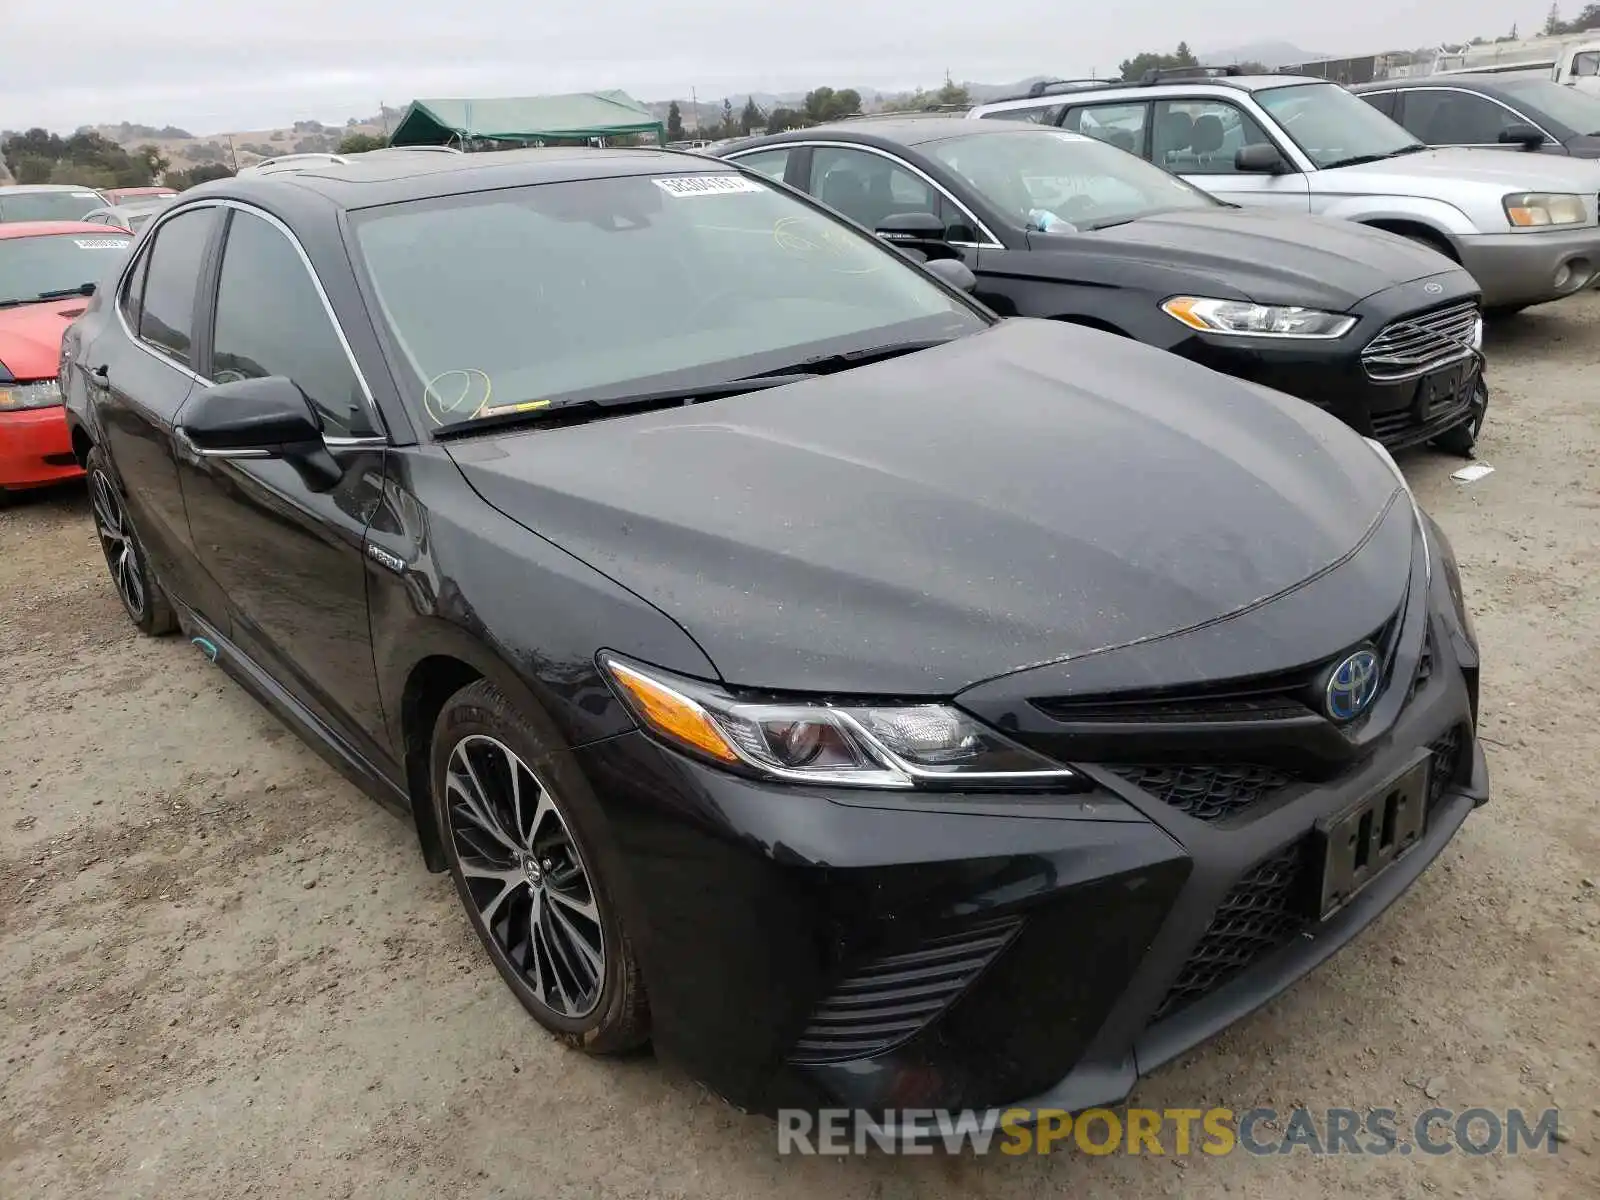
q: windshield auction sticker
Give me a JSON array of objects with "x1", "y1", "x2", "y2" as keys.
[
  {"x1": 73, "y1": 239, "x2": 131, "y2": 250},
  {"x1": 652, "y1": 175, "x2": 764, "y2": 197}
]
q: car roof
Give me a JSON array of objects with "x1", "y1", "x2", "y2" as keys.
[
  {"x1": 1350, "y1": 74, "x2": 1533, "y2": 91},
  {"x1": 184, "y1": 146, "x2": 752, "y2": 211},
  {"x1": 0, "y1": 184, "x2": 108, "y2": 195},
  {"x1": 0, "y1": 220, "x2": 128, "y2": 240},
  {"x1": 725, "y1": 117, "x2": 1039, "y2": 151},
  {"x1": 973, "y1": 73, "x2": 1327, "y2": 112}
]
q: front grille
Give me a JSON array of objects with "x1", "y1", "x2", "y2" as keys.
[
  {"x1": 1361, "y1": 299, "x2": 1480, "y2": 382},
  {"x1": 1035, "y1": 692, "x2": 1311, "y2": 724},
  {"x1": 1105, "y1": 762, "x2": 1294, "y2": 823},
  {"x1": 1155, "y1": 842, "x2": 1309, "y2": 1022},
  {"x1": 1369, "y1": 389, "x2": 1474, "y2": 445},
  {"x1": 788, "y1": 915, "x2": 1022, "y2": 1065}
]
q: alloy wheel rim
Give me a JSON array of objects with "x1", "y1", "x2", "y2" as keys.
[
  {"x1": 90, "y1": 471, "x2": 145, "y2": 617},
  {"x1": 445, "y1": 734, "x2": 606, "y2": 1018}
]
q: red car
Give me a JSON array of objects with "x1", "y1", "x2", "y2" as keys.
[
  {"x1": 103, "y1": 186, "x2": 178, "y2": 205},
  {"x1": 1, "y1": 222, "x2": 134, "y2": 500}
]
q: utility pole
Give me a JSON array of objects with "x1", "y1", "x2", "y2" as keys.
[
  {"x1": 691, "y1": 86, "x2": 699, "y2": 135},
  {"x1": 379, "y1": 101, "x2": 391, "y2": 137},
  {"x1": 225, "y1": 134, "x2": 239, "y2": 172}
]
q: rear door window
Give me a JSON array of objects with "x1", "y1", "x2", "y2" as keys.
[
  {"x1": 136, "y1": 207, "x2": 217, "y2": 368},
  {"x1": 1358, "y1": 91, "x2": 1399, "y2": 119}
]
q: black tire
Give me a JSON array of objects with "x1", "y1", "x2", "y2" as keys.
[
  {"x1": 85, "y1": 446, "x2": 176, "y2": 635},
  {"x1": 1431, "y1": 379, "x2": 1489, "y2": 459},
  {"x1": 431, "y1": 678, "x2": 649, "y2": 1054}
]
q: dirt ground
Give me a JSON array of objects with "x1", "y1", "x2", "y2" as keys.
[{"x1": 3, "y1": 297, "x2": 1598, "y2": 1199}]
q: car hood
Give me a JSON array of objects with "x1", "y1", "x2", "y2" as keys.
[
  {"x1": 0, "y1": 300, "x2": 83, "y2": 379},
  {"x1": 448, "y1": 319, "x2": 1405, "y2": 696},
  {"x1": 1067, "y1": 208, "x2": 1460, "y2": 308},
  {"x1": 1319, "y1": 145, "x2": 1600, "y2": 196}
]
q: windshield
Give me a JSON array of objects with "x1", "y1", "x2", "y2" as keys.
[
  {"x1": 1255, "y1": 82, "x2": 1423, "y2": 168},
  {"x1": 927, "y1": 129, "x2": 1216, "y2": 231},
  {"x1": 0, "y1": 190, "x2": 108, "y2": 223},
  {"x1": 1496, "y1": 77, "x2": 1600, "y2": 136},
  {"x1": 0, "y1": 231, "x2": 132, "y2": 307},
  {"x1": 351, "y1": 172, "x2": 987, "y2": 430}
]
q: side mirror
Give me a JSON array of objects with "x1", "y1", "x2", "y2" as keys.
[
  {"x1": 179, "y1": 375, "x2": 322, "y2": 451},
  {"x1": 923, "y1": 257, "x2": 977, "y2": 293},
  {"x1": 177, "y1": 375, "x2": 344, "y2": 491},
  {"x1": 875, "y1": 211, "x2": 947, "y2": 244},
  {"x1": 1498, "y1": 122, "x2": 1545, "y2": 150},
  {"x1": 1235, "y1": 143, "x2": 1289, "y2": 174}
]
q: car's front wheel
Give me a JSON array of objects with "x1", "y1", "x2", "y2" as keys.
[
  {"x1": 431, "y1": 679, "x2": 649, "y2": 1053},
  {"x1": 86, "y1": 447, "x2": 175, "y2": 635},
  {"x1": 1431, "y1": 378, "x2": 1489, "y2": 459}
]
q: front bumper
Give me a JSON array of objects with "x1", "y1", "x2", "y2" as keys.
[
  {"x1": 570, "y1": 556, "x2": 1486, "y2": 1117},
  {"x1": 0, "y1": 405, "x2": 82, "y2": 491},
  {"x1": 1452, "y1": 227, "x2": 1600, "y2": 307},
  {"x1": 1176, "y1": 274, "x2": 1484, "y2": 452}
]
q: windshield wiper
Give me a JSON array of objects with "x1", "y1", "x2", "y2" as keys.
[
  {"x1": 1323, "y1": 145, "x2": 1429, "y2": 169},
  {"x1": 432, "y1": 372, "x2": 817, "y2": 440},
  {"x1": 750, "y1": 338, "x2": 954, "y2": 377},
  {"x1": 0, "y1": 283, "x2": 96, "y2": 309}
]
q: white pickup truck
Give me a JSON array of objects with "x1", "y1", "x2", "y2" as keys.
[{"x1": 1428, "y1": 36, "x2": 1600, "y2": 94}]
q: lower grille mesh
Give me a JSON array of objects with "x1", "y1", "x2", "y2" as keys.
[
  {"x1": 1154, "y1": 843, "x2": 1309, "y2": 1022},
  {"x1": 1106, "y1": 763, "x2": 1294, "y2": 823},
  {"x1": 1427, "y1": 726, "x2": 1465, "y2": 807},
  {"x1": 788, "y1": 916, "x2": 1022, "y2": 1065}
]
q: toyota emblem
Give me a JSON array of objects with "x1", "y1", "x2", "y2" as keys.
[{"x1": 1424, "y1": 281, "x2": 1444, "y2": 294}]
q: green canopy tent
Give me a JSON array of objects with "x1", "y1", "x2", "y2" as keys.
[{"x1": 389, "y1": 91, "x2": 665, "y2": 148}]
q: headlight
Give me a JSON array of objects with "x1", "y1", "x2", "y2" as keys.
[
  {"x1": 601, "y1": 654, "x2": 1083, "y2": 790},
  {"x1": 1363, "y1": 436, "x2": 1430, "y2": 585},
  {"x1": 0, "y1": 379, "x2": 63, "y2": 410},
  {"x1": 1471, "y1": 316, "x2": 1483, "y2": 351},
  {"x1": 1161, "y1": 296, "x2": 1356, "y2": 338},
  {"x1": 1503, "y1": 192, "x2": 1587, "y2": 228}
]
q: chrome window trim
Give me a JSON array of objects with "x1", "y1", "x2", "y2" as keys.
[
  {"x1": 725, "y1": 140, "x2": 1004, "y2": 247},
  {"x1": 113, "y1": 197, "x2": 388, "y2": 437},
  {"x1": 1385, "y1": 86, "x2": 1559, "y2": 146},
  {"x1": 112, "y1": 207, "x2": 213, "y2": 387}
]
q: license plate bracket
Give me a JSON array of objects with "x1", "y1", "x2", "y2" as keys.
[
  {"x1": 1312, "y1": 756, "x2": 1429, "y2": 920},
  {"x1": 1412, "y1": 362, "x2": 1470, "y2": 422}
]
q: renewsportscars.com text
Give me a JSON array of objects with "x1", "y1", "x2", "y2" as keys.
[{"x1": 777, "y1": 1106, "x2": 1566, "y2": 1156}]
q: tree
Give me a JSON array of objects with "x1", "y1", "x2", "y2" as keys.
[
  {"x1": 1235, "y1": 60, "x2": 1269, "y2": 73},
  {"x1": 720, "y1": 98, "x2": 737, "y2": 138},
  {"x1": 337, "y1": 132, "x2": 388, "y2": 154},
  {"x1": 135, "y1": 144, "x2": 169, "y2": 181},
  {"x1": 1572, "y1": 3, "x2": 1600, "y2": 31},
  {"x1": 802, "y1": 87, "x2": 862, "y2": 123},
  {"x1": 1118, "y1": 42, "x2": 1199, "y2": 82},
  {"x1": 765, "y1": 106, "x2": 806, "y2": 133},
  {"x1": 739, "y1": 96, "x2": 763, "y2": 136},
  {"x1": 934, "y1": 74, "x2": 970, "y2": 107},
  {"x1": 1546, "y1": 3, "x2": 1564, "y2": 35},
  {"x1": 666, "y1": 100, "x2": 685, "y2": 142}
]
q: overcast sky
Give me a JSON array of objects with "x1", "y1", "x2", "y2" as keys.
[{"x1": 2, "y1": 2, "x2": 1552, "y2": 135}]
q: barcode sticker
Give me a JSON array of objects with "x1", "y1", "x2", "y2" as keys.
[
  {"x1": 73, "y1": 238, "x2": 130, "y2": 249},
  {"x1": 652, "y1": 175, "x2": 765, "y2": 198}
]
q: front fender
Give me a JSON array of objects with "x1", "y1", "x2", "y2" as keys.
[{"x1": 1316, "y1": 194, "x2": 1480, "y2": 240}]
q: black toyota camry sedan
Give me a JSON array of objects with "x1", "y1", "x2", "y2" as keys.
[
  {"x1": 62, "y1": 148, "x2": 1487, "y2": 1124},
  {"x1": 716, "y1": 118, "x2": 1490, "y2": 455}
]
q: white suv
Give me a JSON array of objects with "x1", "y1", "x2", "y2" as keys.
[{"x1": 969, "y1": 68, "x2": 1600, "y2": 312}]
